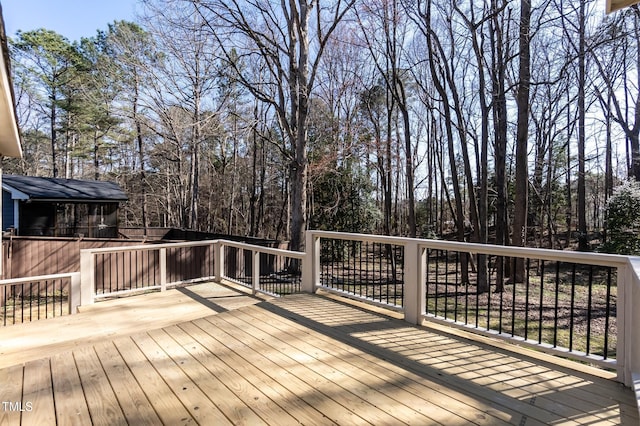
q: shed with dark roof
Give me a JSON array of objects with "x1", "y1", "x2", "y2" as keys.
[{"x1": 2, "y1": 175, "x2": 128, "y2": 238}]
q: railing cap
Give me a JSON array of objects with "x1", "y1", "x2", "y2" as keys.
[{"x1": 306, "y1": 230, "x2": 631, "y2": 267}]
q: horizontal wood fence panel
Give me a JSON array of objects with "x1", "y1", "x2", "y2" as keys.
[{"x1": 3, "y1": 237, "x2": 149, "y2": 279}]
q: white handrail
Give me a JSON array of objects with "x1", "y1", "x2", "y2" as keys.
[
  {"x1": 80, "y1": 239, "x2": 217, "y2": 254},
  {"x1": 0, "y1": 272, "x2": 79, "y2": 286},
  {"x1": 309, "y1": 230, "x2": 629, "y2": 267},
  {"x1": 220, "y1": 240, "x2": 304, "y2": 259}
]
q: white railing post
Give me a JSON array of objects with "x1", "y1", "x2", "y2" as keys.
[
  {"x1": 302, "y1": 231, "x2": 319, "y2": 293},
  {"x1": 621, "y1": 257, "x2": 640, "y2": 387},
  {"x1": 404, "y1": 241, "x2": 426, "y2": 325},
  {"x1": 252, "y1": 249, "x2": 260, "y2": 294},
  {"x1": 79, "y1": 250, "x2": 95, "y2": 306},
  {"x1": 69, "y1": 272, "x2": 81, "y2": 314},
  {"x1": 159, "y1": 248, "x2": 167, "y2": 291},
  {"x1": 214, "y1": 240, "x2": 223, "y2": 283}
]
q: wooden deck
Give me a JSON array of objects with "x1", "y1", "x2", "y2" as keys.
[{"x1": 0, "y1": 283, "x2": 637, "y2": 425}]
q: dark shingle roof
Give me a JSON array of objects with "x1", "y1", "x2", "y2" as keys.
[{"x1": 2, "y1": 175, "x2": 128, "y2": 202}]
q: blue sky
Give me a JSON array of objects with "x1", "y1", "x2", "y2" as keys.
[{"x1": 3, "y1": 0, "x2": 138, "y2": 42}]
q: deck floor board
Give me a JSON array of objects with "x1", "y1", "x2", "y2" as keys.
[
  {"x1": 50, "y1": 352, "x2": 92, "y2": 426},
  {"x1": 0, "y1": 283, "x2": 636, "y2": 425}
]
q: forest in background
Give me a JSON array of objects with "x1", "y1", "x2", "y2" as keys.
[{"x1": 6, "y1": 0, "x2": 640, "y2": 253}]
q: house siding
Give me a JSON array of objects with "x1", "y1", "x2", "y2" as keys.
[{"x1": 2, "y1": 189, "x2": 14, "y2": 230}]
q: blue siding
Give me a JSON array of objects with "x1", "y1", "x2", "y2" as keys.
[{"x1": 3, "y1": 190, "x2": 14, "y2": 230}]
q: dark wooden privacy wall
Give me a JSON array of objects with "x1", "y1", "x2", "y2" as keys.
[
  {"x1": 2, "y1": 235, "x2": 286, "y2": 285},
  {"x1": 2, "y1": 237, "x2": 146, "y2": 279}
]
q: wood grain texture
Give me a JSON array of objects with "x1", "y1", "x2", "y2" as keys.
[
  {"x1": 50, "y1": 352, "x2": 92, "y2": 426},
  {"x1": 0, "y1": 364, "x2": 24, "y2": 426},
  {"x1": 21, "y1": 359, "x2": 55, "y2": 426},
  {"x1": 73, "y1": 346, "x2": 126, "y2": 426},
  {"x1": 92, "y1": 341, "x2": 162, "y2": 425},
  {"x1": 0, "y1": 289, "x2": 636, "y2": 425}
]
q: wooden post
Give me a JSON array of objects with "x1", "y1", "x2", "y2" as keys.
[
  {"x1": 159, "y1": 248, "x2": 167, "y2": 291},
  {"x1": 79, "y1": 250, "x2": 95, "y2": 306},
  {"x1": 403, "y1": 241, "x2": 426, "y2": 325},
  {"x1": 620, "y1": 258, "x2": 640, "y2": 388},
  {"x1": 252, "y1": 249, "x2": 260, "y2": 294},
  {"x1": 69, "y1": 272, "x2": 81, "y2": 314},
  {"x1": 302, "y1": 231, "x2": 319, "y2": 293},
  {"x1": 214, "y1": 241, "x2": 223, "y2": 283}
]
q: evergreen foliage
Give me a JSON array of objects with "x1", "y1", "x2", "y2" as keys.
[
  {"x1": 602, "y1": 180, "x2": 640, "y2": 255},
  {"x1": 309, "y1": 162, "x2": 380, "y2": 234}
]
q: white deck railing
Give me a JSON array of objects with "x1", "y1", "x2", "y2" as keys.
[
  {"x1": 219, "y1": 240, "x2": 304, "y2": 297},
  {"x1": 79, "y1": 239, "x2": 303, "y2": 303},
  {"x1": 2, "y1": 231, "x2": 639, "y2": 388},
  {"x1": 303, "y1": 230, "x2": 640, "y2": 388},
  {"x1": 0, "y1": 272, "x2": 81, "y2": 325},
  {"x1": 79, "y1": 240, "x2": 218, "y2": 303}
]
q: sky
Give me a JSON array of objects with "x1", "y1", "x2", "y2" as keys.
[{"x1": 2, "y1": 0, "x2": 138, "y2": 42}]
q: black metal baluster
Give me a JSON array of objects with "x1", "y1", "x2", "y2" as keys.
[
  {"x1": 45, "y1": 280, "x2": 49, "y2": 319},
  {"x1": 586, "y1": 266, "x2": 594, "y2": 356},
  {"x1": 569, "y1": 264, "x2": 576, "y2": 352},
  {"x1": 384, "y1": 244, "x2": 389, "y2": 301},
  {"x1": 604, "y1": 267, "x2": 612, "y2": 359},
  {"x1": 21, "y1": 283, "x2": 25, "y2": 323},
  {"x1": 444, "y1": 250, "x2": 449, "y2": 319},
  {"x1": 511, "y1": 257, "x2": 518, "y2": 336},
  {"x1": 115, "y1": 252, "x2": 120, "y2": 292},
  {"x1": 454, "y1": 251, "x2": 459, "y2": 322},
  {"x1": 359, "y1": 242, "x2": 363, "y2": 299},
  {"x1": 332, "y1": 241, "x2": 338, "y2": 291},
  {"x1": 399, "y1": 246, "x2": 404, "y2": 307},
  {"x1": 3, "y1": 285, "x2": 6, "y2": 326},
  {"x1": 487, "y1": 257, "x2": 492, "y2": 331},
  {"x1": 553, "y1": 262, "x2": 560, "y2": 348},
  {"x1": 322, "y1": 240, "x2": 327, "y2": 288},
  {"x1": 475, "y1": 255, "x2": 480, "y2": 329},
  {"x1": 525, "y1": 258, "x2": 531, "y2": 341},
  {"x1": 29, "y1": 282, "x2": 33, "y2": 323},
  {"x1": 54, "y1": 279, "x2": 59, "y2": 317},
  {"x1": 538, "y1": 260, "x2": 545, "y2": 344},
  {"x1": 425, "y1": 249, "x2": 431, "y2": 315},
  {"x1": 435, "y1": 250, "x2": 440, "y2": 316},
  {"x1": 59, "y1": 279, "x2": 63, "y2": 317},
  {"x1": 464, "y1": 252, "x2": 469, "y2": 325},
  {"x1": 102, "y1": 253, "x2": 107, "y2": 294}
]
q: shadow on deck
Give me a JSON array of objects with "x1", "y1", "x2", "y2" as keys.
[{"x1": 0, "y1": 282, "x2": 637, "y2": 425}]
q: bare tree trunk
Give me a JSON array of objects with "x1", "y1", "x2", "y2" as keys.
[
  {"x1": 492, "y1": 0, "x2": 509, "y2": 291},
  {"x1": 51, "y1": 94, "x2": 58, "y2": 178},
  {"x1": 577, "y1": 0, "x2": 588, "y2": 251},
  {"x1": 400, "y1": 104, "x2": 416, "y2": 237},
  {"x1": 457, "y1": 1, "x2": 490, "y2": 291},
  {"x1": 605, "y1": 94, "x2": 613, "y2": 202},
  {"x1": 250, "y1": 105, "x2": 259, "y2": 236},
  {"x1": 133, "y1": 79, "x2": 148, "y2": 234},
  {"x1": 423, "y1": 0, "x2": 470, "y2": 285},
  {"x1": 513, "y1": 0, "x2": 531, "y2": 281}
]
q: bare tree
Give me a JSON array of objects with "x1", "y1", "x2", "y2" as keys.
[
  {"x1": 513, "y1": 0, "x2": 531, "y2": 279},
  {"x1": 592, "y1": 7, "x2": 640, "y2": 182},
  {"x1": 356, "y1": 0, "x2": 417, "y2": 237},
  {"x1": 193, "y1": 0, "x2": 356, "y2": 250},
  {"x1": 141, "y1": 0, "x2": 221, "y2": 230}
]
